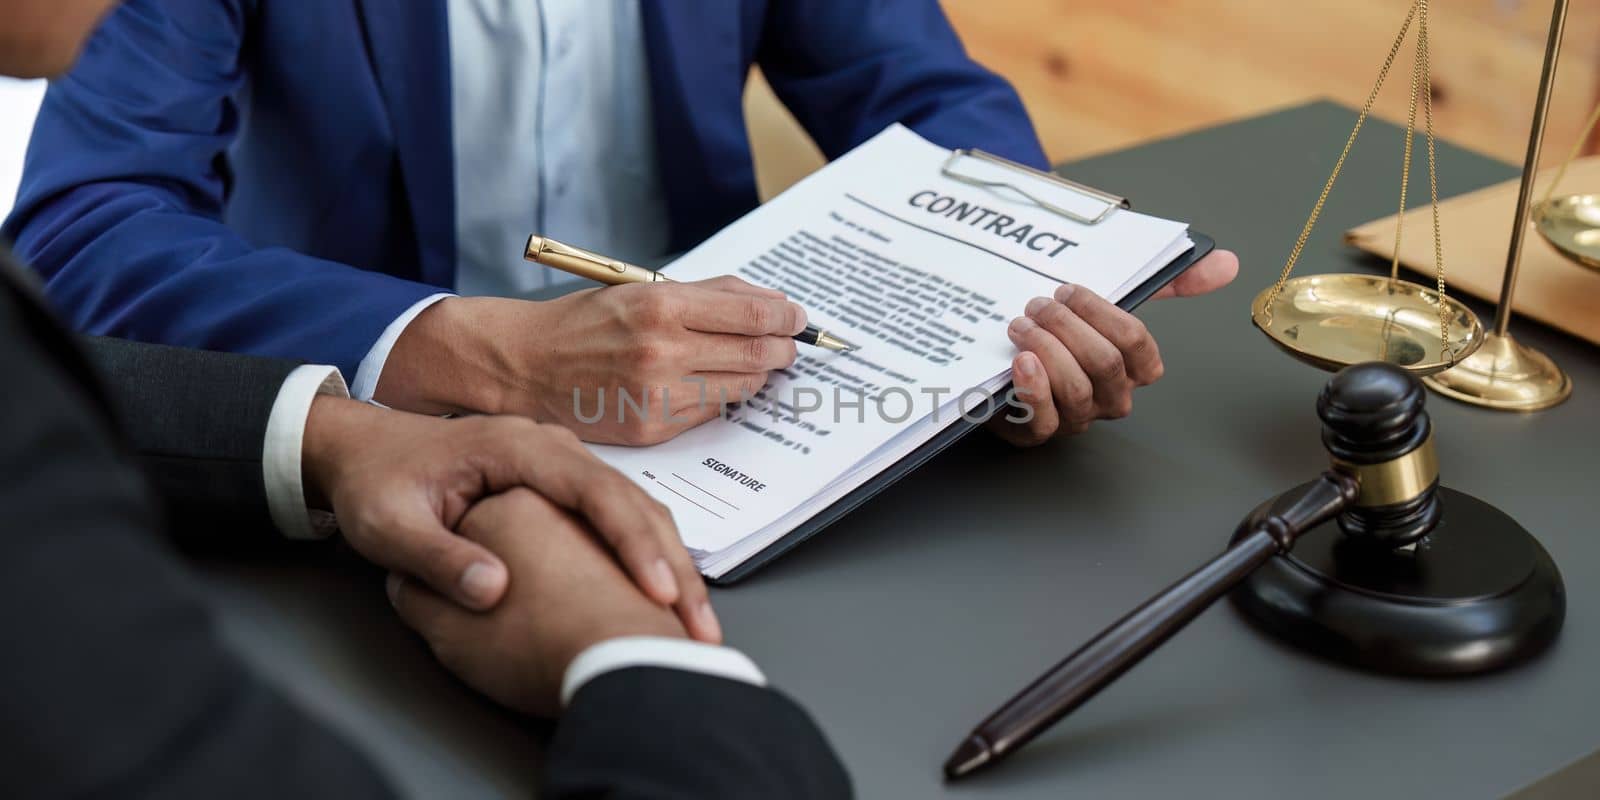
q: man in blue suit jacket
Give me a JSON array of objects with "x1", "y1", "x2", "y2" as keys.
[{"x1": 3, "y1": 0, "x2": 1236, "y2": 447}]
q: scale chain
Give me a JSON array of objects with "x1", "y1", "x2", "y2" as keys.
[
  {"x1": 1262, "y1": 0, "x2": 1451, "y2": 359},
  {"x1": 1419, "y1": 0, "x2": 1449, "y2": 356}
]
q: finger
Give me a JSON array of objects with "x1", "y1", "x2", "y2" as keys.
[
  {"x1": 490, "y1": 433, "x2": 712, "y2": 639},
  {"x1": 387, "y1": 573, "x2": 465, "y2": 638},
  {"x1": 677, "y1": 287, "x2": 807, "y2": 337},
  {"x1": 626, "y1": 490, "x2": 717, "y2": 644},
  {"x1": 1025, "y1": 295, "x2": 1130, "y2": 409},
  {"x1": 989, "y1": 351, "x2": 1059, "y2": 446},
  {"x1": 364, "y1": 511, "x2": 509, "y2": 611},
  {"x1": 587, "y1": 488, "x2": 715, "y2": 643},
  {"x1": 495, "y1": 434, "x2": 690, "y2": 604},
  {"x1": 1054, "y1": 284, "x2": 1163, "y2": 387},
  {"x1": 475, "y1": 426, "x2": 703, "y2": 613},
  {"x1": 1150, "y1": 250, "x2": 1240, "y2": 300},
  {"x1": 1008, "y1": 315, "x2": 1095, "y2": 430},
  {"x1": 585, "y1": 486, "x2": 691, "y2": 608},
  {"x1": 676, "y1": 585, "x2": 723, "y2": 645},
  {"x1": 644, "y1": 397, "x2": 727, "y2": 443},
  {"x1": 672, "y1": 371, "x2": 772, "y2": 412},
  {"x1": 690, "y1": 275, "x2": 787, "y2": 299},
  {"x1": 679, "y1": 333, "x2": 798, "y2": 374},
  {"x1": 443, "y1": 424, "x2": 692, "y2": 612}
]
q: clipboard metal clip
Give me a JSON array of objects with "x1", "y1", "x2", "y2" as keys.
[{"x1": 940, "y1": 148, "x2": 1130, "y2": 226}]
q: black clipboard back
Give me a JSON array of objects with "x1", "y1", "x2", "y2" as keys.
[{"x1": 710, "y1": 232, "x2": 1217, "y2": 584}]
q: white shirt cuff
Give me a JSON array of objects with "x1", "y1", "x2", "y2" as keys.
[
  {"x1": 351, "y1": 292, "x2": 455, "y2": 402},
  {"x1": 263, "y1": 365, "x2": 349, "y2": 540},
  {"x1": 560, "y1": 636, "x2": 767, "y2": 708}
]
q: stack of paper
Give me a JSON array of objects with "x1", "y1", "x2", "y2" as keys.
[{"x1": 588, "y1": 125, "x2": 1192, "y2": 579}]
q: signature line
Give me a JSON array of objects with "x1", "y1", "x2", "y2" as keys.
[
  {"x1": 653, "y1": 479, "x2": 727, "y2": 520},
  {"x1": 671, "y1": 472, "x2": 742, "y2": 510}
]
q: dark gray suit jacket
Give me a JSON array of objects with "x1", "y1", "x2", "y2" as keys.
[
  {"x1": 0, "y1": 247, "x2": 850, "y2": 799},
  {"x1": 83, "y1": 335, "x2": 298, "y2": 544}
]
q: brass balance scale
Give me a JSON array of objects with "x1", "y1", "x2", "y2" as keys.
[{"x1": 1252, "y1": 0, "x2": 1589, "y2": 411}]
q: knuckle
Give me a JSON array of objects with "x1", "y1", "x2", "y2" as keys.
[
  {"x1": 1125, "y1": 330, "x2": 1154, "y2": 360},
  {"x1": 632, "y1": 340, "x2": 673, "y2": 370},
  {"x1": 651, "y1": 498, "x2": 676, "y2": 526},
  {"x1": 741, "y1": 336, "x2": 775, "y2": 369},
  {"x1": 491, "y1": 414, "x2": 541, "y2": 440},
  {"x1": 1121, "y1": 316, "x2": 1151, "y2": 345},
  {"x1": 1063, "y1": 286, "x2": 1099, "y2": 312},
  {"x1": 742, "y1": 299, "x2": 775, "y2": 332},
  {"x1": 645, "y1": 384, "x2": 673, "y2": 411},
  {"x1": 1145, "y1": 357, "x2": 1166, "y2": 383},
  {"x1": 1034, "y1": 301, "x2": 1073, "y2": 331},
  {"x1": 1061, "y1": 373, "x2": 1093, "y2": 403},
  {"x1": 623, "y1": 419, "x2": 672, "y2": 446},
  {"x1": 1076, "y1": 344, "x2": 1122, "y2": 380},
  {"x1": 1064, "y1": 386, "x2": 1095, "y2": 422},
  {"x1": 1107, "y1": 396, "x2": 1134, "y2": 419},
  {"x1": 544, "y1": 422, "x2": 583, "y2": 446},
  {"x1": 739, "y1": 371, "x2": 771, "y2": 396},
  {"x1": 349, "y1": 505, "x2": 399, "y2": 544},
  {"x1": 633, "y1": 291, "x2": 679, "y2": 329}
]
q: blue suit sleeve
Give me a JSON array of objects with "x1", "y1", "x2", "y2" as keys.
[
  {"x1": 0, "y1": 0, "x2": 439, "y2": 380},
  {"x1": 755, "y1": 0, "x2": 1048, "y2": 169}
]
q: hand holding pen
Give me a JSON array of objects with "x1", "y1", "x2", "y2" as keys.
[
  {"x1": 372, "y1": 265, "x2": 820, "y2": 449},
  {"x1": 364, "y1": 235, "x2": 858, "y2": 448},
  {"x1": 526, "y1": 235, "x2": 860, "y2": 353}
]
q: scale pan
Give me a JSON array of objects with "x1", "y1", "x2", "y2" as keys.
[
  {"x1": 1251, "y1": 274, "x2": 1483, "y2": 375},
  {"x1": 1533, "y1": 195, "x2": 1600, "y2": 271}
]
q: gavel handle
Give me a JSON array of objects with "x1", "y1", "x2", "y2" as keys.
[{"x1": 980, "y1": 471, "x2": 1359, "y2": 755}]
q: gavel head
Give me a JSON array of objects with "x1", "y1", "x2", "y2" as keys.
[{"x1": 1317, "y1": 362, "x2": 1442, "y2": 547}]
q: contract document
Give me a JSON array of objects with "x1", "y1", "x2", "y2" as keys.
[{"x1": 587, "y1": 125, "x2": 1196, "y2": 579}]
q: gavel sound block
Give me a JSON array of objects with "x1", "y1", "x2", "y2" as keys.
[
  {"x1": 1231, "y1": 362, "x2": 1565, "y2": 675},
  {"x1": 943, "y1": 363, "x2": 1567, "y2": 781}
]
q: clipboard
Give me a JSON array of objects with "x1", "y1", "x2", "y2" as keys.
[{"x1": 712, "y1": 150, "x2": 1216, "y2": 584}]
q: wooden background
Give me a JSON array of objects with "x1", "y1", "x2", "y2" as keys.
[{"x1": 749, "y1": 0, "x2": 1600, "y2": 197}]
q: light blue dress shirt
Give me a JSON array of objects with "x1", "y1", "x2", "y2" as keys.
[
  {"x1": 353, "y1": 0, "x2": 675, "y2": 399},
  {"x1": 448, "y1": 0, "x2": 672, "y2": 296}
]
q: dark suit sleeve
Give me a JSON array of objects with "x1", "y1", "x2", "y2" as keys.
[
  {"x1": 81, "y1": 335, "x2": 302, "y2": 545},
  {"x1": 755, "y1": 0, "x2": 1048, "y2": 169},
  {"x1": 0, "y1": 294, "x2": 397, "y2": 799},
  {"x1": 544, "y1": 668, "x2": 853, "y2": 799}
]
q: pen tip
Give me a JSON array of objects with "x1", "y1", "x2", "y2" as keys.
[
  {"x1": 814, "y1": 331, "x2": 861, "y2": 354},
  {"x1": 942, "y1": 735, "x2": 992, "y2": 781}
]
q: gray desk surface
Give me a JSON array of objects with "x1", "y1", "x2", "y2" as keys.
[{"x1": 195, "y1": 101, "x2": 1600, "y2": 799}]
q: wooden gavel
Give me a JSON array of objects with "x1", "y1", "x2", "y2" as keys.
[{"x1": 946, "y1": 362, "x2": 1445, "y2": 779}]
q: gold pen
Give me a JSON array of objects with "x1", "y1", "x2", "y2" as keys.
[{"x1": 524, "y1": 235, "x2": 860, "y2": 353}]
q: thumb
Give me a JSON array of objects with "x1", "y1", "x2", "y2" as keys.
[
  {"x1": 366, "y1": 514, "x2": 510, "y2": 611},
  {"x1": 1152, "y1": 250, "x2": 1239, "y2": 300},
  {"x1": 387, "y1": 573, "x2": 462, "y2": 638}
]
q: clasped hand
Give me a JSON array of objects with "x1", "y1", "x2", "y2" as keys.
[{"x1": 300, "y1": 400, "x2": 720, "y2": 642}]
